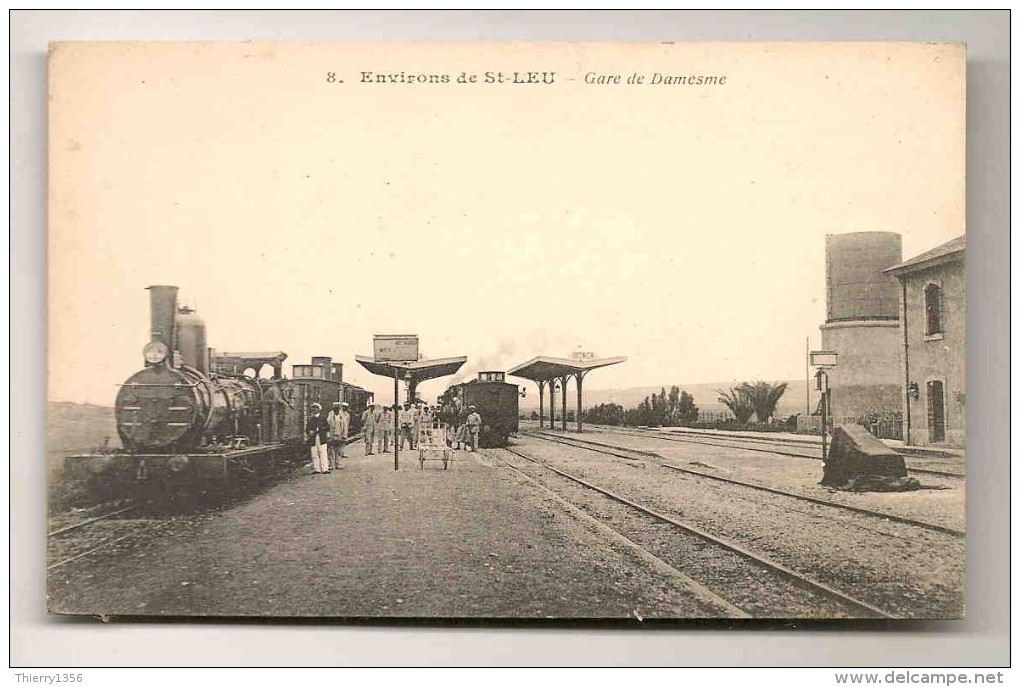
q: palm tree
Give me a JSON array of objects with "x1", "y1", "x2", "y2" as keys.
[
  {"x1": 739, "y1": 381, "x2": 789, "y2": 424},
  {"x1": 716, "y1": 386, "x2": 755, "y2": 424}
]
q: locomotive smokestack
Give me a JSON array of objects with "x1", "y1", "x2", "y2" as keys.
[{"x1": 147, "y1": 285, "x2": 179, "y2": 355}]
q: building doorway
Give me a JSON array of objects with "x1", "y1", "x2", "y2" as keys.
[{"x1": 926, "y1": 380, "x2": 946, "y2": 443}]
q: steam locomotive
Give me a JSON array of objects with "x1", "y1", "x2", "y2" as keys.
[
  {"x1": 438, "y1": 371, "x2": 521, "y2": 448},
  {"x1": 64, "y1": 285, "x2": 373, "y2": 501}
]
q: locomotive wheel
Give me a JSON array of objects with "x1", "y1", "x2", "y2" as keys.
[
  {"x1": 135, "y1": 479, "x2": 167, "y2": 507},
  {"x1": 85, "y1": 474, "x2": 118, "y2": 504},
  {"x1": 199, "y1": 480, "x2": 229, "y2": 501}
]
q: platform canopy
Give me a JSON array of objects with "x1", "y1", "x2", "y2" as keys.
[
  {"x1": 507, "y1": 356, "x2": 626, "y2": 382},
  {"x1": 508, "y1": 355, "x2": 626, "y2": 432},
  {"x1": 355, "y1": 356, "x2": 468, "y2": 404}
]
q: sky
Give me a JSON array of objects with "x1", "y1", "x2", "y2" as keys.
[{"x1": 48, "y1": 42, "x2": 965, "y2": 406}]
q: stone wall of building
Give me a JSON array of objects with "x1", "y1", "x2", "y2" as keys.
[
  {"x1": 901, "y1": 260, "x2": 966, "y2": 448},
  {"x1": 819, "y1": 320, "x2": 903, "y2": 418}
]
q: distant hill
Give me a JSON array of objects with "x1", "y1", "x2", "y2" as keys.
[
  {"x1": 47, "y1": 402, "x2": 119, "y2": 509},
  {"x1": 47, "y1": 402, "x2": 118, "y2": 471},
  {"x1": 521, "y1": 380, "x2": 816, "y2": 418}
]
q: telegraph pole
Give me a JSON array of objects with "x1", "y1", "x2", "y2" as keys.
[
  {"x1": 393, "y1": 369, "x2": 399, "y2": 470},
  {"x1": 805, "y1": 336, "x2": 810, "y2": 415}
]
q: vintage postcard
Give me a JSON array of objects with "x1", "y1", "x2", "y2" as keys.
[{"x1": 47, "y1": 42, "x2": 965, "y2": 620}]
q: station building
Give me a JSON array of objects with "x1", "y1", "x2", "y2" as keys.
[{"x1": 885, "y1": 235, "x2": 966, "y2": 449}]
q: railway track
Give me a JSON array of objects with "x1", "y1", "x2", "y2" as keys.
[
  {"x1": 48, "y1": 446, "x2": 339, "y2": 572},
  {"x1": 578, "y1": 425, "x2": 965, "y2": 479},
  {"x1": 47, "y1": 504, "x2": 157, "y2": 571},
  {"x1": 47, "y1": 505, "x2": 138, "y2": 538},
  {"x1": 493, "y1": 446, "x2": 898, "y2": 619},
  {"x1": 524, "y1": 430, "x2": 964, "y2": 538}
]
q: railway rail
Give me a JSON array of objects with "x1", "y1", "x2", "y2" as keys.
[
  {"x1": 47, "y1": 504, "x2": 154, "y2": 571},
  {"x1": 494, "y1": 446, "x2": 898, "y2": 619},
  {"x1": 524, "y1": 430, "x2": 964, "y2": 539},
  {"x1": 577, "y1": 425, "x2": 965, "y2": 479},
  {"x1": 47, "y1": 505, "x2": 138, "y2": 538}
]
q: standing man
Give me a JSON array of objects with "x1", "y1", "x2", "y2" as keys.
[
  {"x1": 306, "y1": 402, "x2": 331, "y2": 474},
  {"x1": 378, "y1": 405, "x2": 393, "y2": 454},
  {"x1": 413, "y1": 402, "x2": 424, "y2": 449},
  {"x1": 327, "y1": 401, "x2": 350, "y2": 470},
  {"x1": 455, "y1": 402, "x2": 469, "y2": 450},
  {"x1": 466, "y1": 405, "x2": 482, "y2": 452},
  {"x1": 361, "y1": 402, "x2": 376, "y2": 455},
  {"x1": 400, "y1": 403, "x2": 415, "y2": 450}
]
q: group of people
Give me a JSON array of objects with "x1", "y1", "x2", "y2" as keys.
[
  {"x1": 306, "y1": 399, "x2": 484, "y2": 473},
  {"x1": 359, "y1": 401, "x2": 484, "y2": 454},
  {"x1": 359, "y1": 401, "x2": 433, "y2": 454},
  {"x1": 304, "y1": 401, "x2": 350, "y2": 475}
]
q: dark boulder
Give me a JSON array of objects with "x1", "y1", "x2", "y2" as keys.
[{"x1": 821, "y1": 424, "x2": 920, "y2": 492}]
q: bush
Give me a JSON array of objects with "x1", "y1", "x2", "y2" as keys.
[
  {"x1": 685, "y1": 419, "x2": 791, "y2": 433},
  {"x1": 779, "y1": 414, "x2": 799, "y2": 431},
  {"x1": 583, "y1": 403, "x2": 625, "y2": 426}
]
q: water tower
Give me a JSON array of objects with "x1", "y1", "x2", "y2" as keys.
[{"x1": 819, "y1": 232, "x2": 903, "y2": 418}]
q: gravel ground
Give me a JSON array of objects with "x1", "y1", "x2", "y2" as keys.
[
  {"x1": 493, "y1": 449, "x2": 877, "y2": 619},
  {"x1": 514, "y1": 434, "x2": 965, "y2": 618},
  {"x1": 48, "y1": 443, "x2": 730, "y2": 619},
  {"x1": 544, "y1": 427, "x2": 966, "y2": 534}
]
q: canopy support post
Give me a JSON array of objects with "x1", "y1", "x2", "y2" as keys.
[
  {"x1": 537, "y1": 380, "x2": 546, "y2": 428},
  {"x1": 576, "y1": 370, "x2": 586, "y2": 433},
  {"x1": 561, "y1": 375, "x2": 569, "y2": 431}
]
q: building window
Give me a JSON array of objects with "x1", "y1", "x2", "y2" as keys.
[{"x1": 924, "y1": 283, "x2": 943, "y2": 336}]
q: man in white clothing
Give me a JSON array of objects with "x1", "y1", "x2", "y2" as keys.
[{"x1": 327, "y1": 401, "x2": 350, "y2": 469}]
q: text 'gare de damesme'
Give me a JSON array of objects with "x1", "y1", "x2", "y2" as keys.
[{"x1": 357, "y1": 70, "x2": 728, "y2": 85}]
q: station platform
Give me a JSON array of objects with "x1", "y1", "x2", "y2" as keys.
[{"x1": 48, "y1": 441, "x2": 723, "y2": 619}]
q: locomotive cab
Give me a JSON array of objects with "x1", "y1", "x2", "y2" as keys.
[{"x1": 440, "y1": 371, "x2": 520, "y2": 448}]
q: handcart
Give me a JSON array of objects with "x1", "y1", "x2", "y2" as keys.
[{"x1": 418, "y1": 421, "x2": 453, "y2": 470}]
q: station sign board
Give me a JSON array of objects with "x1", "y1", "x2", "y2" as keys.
[
  {"x1": 571, "y1": 350, "x2": 595, "y2": 361},
  {"x1": 374, "y1": 334, "x2": 419, "y2": 363},
  {"x1": 809, "y1": 350, "x2": 839, "y2": 368}
]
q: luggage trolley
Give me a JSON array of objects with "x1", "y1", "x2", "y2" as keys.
[{"x1": 418, "y1": 421, "x2": 452, "y2": 470}]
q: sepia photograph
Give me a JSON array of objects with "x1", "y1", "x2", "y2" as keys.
[{"x1": 45, "y1": 39, "x2": 968, "y2": 623}]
